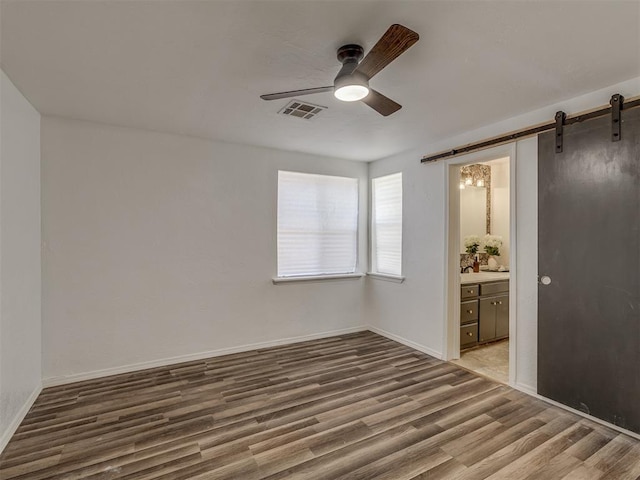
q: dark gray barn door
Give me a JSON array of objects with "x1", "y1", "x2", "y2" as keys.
[{"x1": 538, "y1": 107, "x2": 640, "y2": 434}]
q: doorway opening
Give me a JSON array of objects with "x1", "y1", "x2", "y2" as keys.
[{"x1": 444, "y1": 146, "x2": 516, "y2": 386}]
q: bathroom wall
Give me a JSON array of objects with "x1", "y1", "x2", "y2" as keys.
[
  {"x1": 459, "y1": 160, "x2": 509, "y2": 269},
  {"x1": 490, "y1": 160, "x2": 510, "y2": 267},
  {"x1": 459, "y1": 186, "x2": 486, "y2": 256}
]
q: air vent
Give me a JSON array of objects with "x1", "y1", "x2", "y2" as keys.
[{"x1": 279, "y1": 100, "x2": 327, "y2": 120}]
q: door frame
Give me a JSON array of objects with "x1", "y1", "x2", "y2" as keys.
[{"x1": 443, "y1": 143, "x2": 518, "y2": 386}]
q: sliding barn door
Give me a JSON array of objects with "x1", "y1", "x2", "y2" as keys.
[{"x1": 538, "y1": 106, "x2": 640, "y2": 434}]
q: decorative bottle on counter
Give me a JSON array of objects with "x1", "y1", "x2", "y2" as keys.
[{"x1": 473, "y1": 254, "x2": 480, "y2": 273}]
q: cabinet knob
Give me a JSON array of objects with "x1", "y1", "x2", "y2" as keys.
[
  {"x1": 467, "y1": 290, "x2": 474, "y2": 294},
  {"x1": 467, "y1": 310, "x2": 473, "y2": 314},
  {"x1": 498, "y1": 301, "x2": 502, "y2": 305},
  {"x1": 539, "y1": 275, "x2": 552, "y2": 285},
  {"x1": 467, "y1": 332, "x2": 473, "y2": 337}
]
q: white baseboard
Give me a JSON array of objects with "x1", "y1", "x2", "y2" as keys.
[
  {"x1": 367, "y1": 326, "x2": 443, "y2": 360},
  {"x1": 513, "y1": 382, "x2": 537, "y2": 397},
  {"x1": 0, "y1": 384, "x2": 42, "y2": 454},
  {"x1": 42, "y1": 326, "x2": 368, "y2": 388},
  {"x1": 513, "y1": 383, "x2": 640, "y2": 441}
]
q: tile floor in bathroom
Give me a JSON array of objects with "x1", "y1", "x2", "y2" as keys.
[{"x1": 451, "y1": 339, "x2": 509, "y2": 383}]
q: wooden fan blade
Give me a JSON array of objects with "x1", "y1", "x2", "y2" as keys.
[
  {"x1": 355, "y1": 24, "x2": 419, "y2": 80},
  {"x1": 361, "y1": 89, "x2": 402, "y2": 116},
  {"x1": 260, "y1": 86, "x2": 333, "y2": 101}
]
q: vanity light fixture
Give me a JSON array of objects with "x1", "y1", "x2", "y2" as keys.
[
  {"x1": 459, "y1": 182, "x2": 466, "y2": 190},
  {"x1": 477, "y1": 179, "x2": 485, "y2": 187},
  {"x1": 465, "y1": 177, "x2": 473, "y2": 186}
]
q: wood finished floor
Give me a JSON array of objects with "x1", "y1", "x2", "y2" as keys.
[{"x1": 1, "y1": 332, "x2": 639, "y2": 480}]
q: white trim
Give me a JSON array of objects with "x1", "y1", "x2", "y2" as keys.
[
  {"x1": 513, "y1": 382, "x2": 538, "y2": 397},
  {"x1": 443, "y1": 144, "x2": 518, "y2": 383},
  {"x1": 42, "y1": 326, "x2": 368, "y2": 387},
  {"x1": 0, "y1": 385, "x2": 42, "y2": 454},
  {"x1": 272, "y1": 273, "x2": 364, "y2": 284},
  {"x1": 507, "y1": 145, "x2": 518, "y2": 386},
  {"x1": 366, "y1": 272, "x2": 405, "y2": 283},
  {"x1": 368, "y1": 326, "x2": 442, "y2": 360},
  {"x1": 370, "y1": 172, "x2": 403, "y2": 278},
  {"x1": 513, "y1": 383, "x2": 640, "y2": 441},
  {"x1": 443, "y1": 162, "x2": 458, "y2": 361}
]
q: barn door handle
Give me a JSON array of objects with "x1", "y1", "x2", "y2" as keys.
[{"x1": 539, "y1": 275, "x2": 552, "y2": 285}]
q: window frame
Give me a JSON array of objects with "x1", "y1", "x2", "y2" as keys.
[
  {"x1": 369, "y1": 172, "x2": 404, "y2": 282},
  {"x1": 274, "y1": 170, "x2": 362, "y2": 283}
]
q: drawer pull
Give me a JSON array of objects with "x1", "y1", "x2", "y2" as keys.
[
  {"x1": 467, "y1": 310, "x2": 473, "y2": 314},
  {"x1": 498, "y1": 301, "x2": 503, "y2": 305},
  {"x1": 467, "y1": 289, "x2": 474, "y2": 294},
  {"x1": 467, "y1": 332, "x2": 473, "y2": 337}
]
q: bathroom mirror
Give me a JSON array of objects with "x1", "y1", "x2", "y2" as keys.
[{"x1": 459, "y1": 164, "x2": 491, "y2": 254}]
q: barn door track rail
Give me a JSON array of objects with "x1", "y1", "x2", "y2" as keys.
[{"x1": 421, "y1": 93, "x2": 640, "y2": 163}]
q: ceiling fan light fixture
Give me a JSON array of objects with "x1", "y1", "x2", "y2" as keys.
[
  {"x1": 333, "y1": 70, "x2": 370, "y2": 102},
  {"x1": 334, "y1": 84, "x2": 370, "y2": 102}
]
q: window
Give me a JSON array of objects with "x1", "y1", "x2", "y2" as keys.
[
  {"x1": 277, "y1": 171, "x2": 358, "y2": 277},
  {"x1": 371, "y1": 172, "x2": 403, "y2": 276}
]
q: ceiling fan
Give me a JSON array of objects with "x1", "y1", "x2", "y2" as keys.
[{"x1": 260, "y1": 24, "x2": 419, "y2": 117}]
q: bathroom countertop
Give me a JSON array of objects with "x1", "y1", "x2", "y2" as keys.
[{"x1": 460, "y1": 271, "x2": 510, "y2": 285}]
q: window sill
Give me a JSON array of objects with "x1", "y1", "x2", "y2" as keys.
[
  {"x1": 367, "y1": 272, "x2": 405, "y2": 283},
  {"x1": 272, "y1": 273, "x2": 365, "y2": 284}
]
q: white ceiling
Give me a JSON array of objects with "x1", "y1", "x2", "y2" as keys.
[{"x1": 2, "y1": 1, "x2": 639, "y2": 161}]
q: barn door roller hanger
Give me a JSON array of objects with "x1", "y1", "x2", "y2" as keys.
[
  {"x1": 555, "y1": 111, "x2": 566, "y2": 153},
  {"x1": 610, "y1": 94, "x2": 624, "y2": 142}
]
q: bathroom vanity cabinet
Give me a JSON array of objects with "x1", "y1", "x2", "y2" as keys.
[{"x1": 460, "y1": 278, "x2": 509, "y2": 350}]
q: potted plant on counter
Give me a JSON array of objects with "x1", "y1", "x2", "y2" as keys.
[{"x1": 484, "y1": 234, "x2": 503, "y2": 270}]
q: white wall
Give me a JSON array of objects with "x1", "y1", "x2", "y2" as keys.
[
  {"x1": 367, "y1": 76, "x2": 640, "y2": 392},
  {"x1": 0, "y1": 71, "x2": 42, "y2": 450},
  {"x1": 41, "y1": 117, "x2": 368, "y2": 383},
  {"x1": 367, "y1": 152, "x2": 446, "y2": 358}
]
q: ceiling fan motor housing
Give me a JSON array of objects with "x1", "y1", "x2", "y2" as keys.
[
  {"x1": 334, "y1": 44, "x2": 369, "y2": 91},
  {"x1": 336, "y1": 44, "x2": 364, "y2": 64},
  {"x1": 335, "y1": 45, "x2": 364, "y2": 77}
]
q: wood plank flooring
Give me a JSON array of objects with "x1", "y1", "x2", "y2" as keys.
[{"x1": 1, "y1": 331, "x2": 639, "y2": 479}]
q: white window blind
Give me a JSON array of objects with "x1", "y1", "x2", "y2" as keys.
[
  {"x1": 372, "y1": 173, "x2": 403, "y2": 276},
  {"x1": 277, "y1": 171, "x2": 358, "y2": 277}
]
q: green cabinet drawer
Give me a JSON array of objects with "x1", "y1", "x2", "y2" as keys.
[
  {"x1": 461, "y1": 284, "x2": 479, "y2": 299},
  {"x1": 461, "y1": 300, "x2": 479, "y2": 324},
  {"x1": 480, "y1": 281, "x2": 509, "y2": 296},
  {"x1": 461, "y1": 323, "x2": 478, "y2": 348}
]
